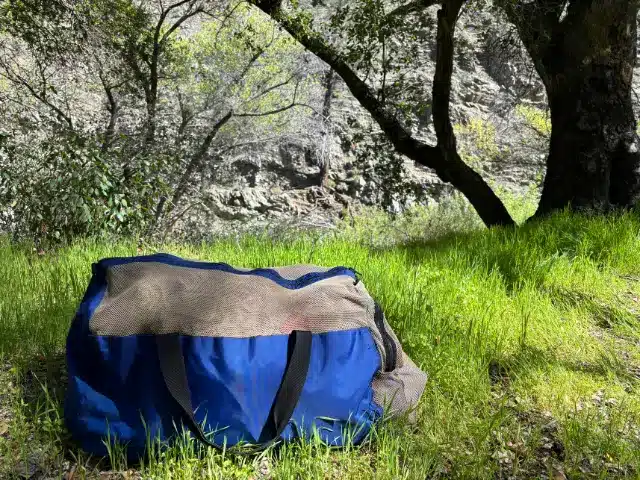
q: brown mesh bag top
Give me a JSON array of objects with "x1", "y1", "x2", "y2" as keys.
[{"x1": 89, "y1": 261, "x2": 427, "y2": 417}]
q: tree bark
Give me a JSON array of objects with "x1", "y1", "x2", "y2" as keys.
[
  {"x1": 540, "y1": 65, "x2": 640, "y2": 213},
  {"x1": 148, "y1": 110, "x2": 233, "y2": 237},
  {"x1": 168, "y1": 110, "x2": 234, "y2": 215},
  {"x1": 252, "y1": 0, "x2": 515, "y2": 227},
  {"x1": 319, "y1": 67, "x2": 336, "y2": 188},
  {"x1": 503, "y1": 0, "x2": 640, "y2": 215},
  {"x1": 144, "y1": 89, "x2": 158, "y2": 147},
  {"x1": 100, "y1": 78, "x2": 119, "y2": 153}
]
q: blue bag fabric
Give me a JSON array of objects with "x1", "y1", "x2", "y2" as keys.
[{"x1": 64, "y1": 254, "x2": 426, "y2": 459}]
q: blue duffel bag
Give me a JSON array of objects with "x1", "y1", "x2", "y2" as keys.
[{"x1": 64, "y1": 253, "x2": 427, "y2": 459}]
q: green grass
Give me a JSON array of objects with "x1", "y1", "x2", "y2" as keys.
[{"x1": 1, "y1": 208, "x2": 640, "y2": 479}]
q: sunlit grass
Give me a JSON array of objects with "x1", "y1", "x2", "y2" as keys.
[{"x1": 1, "y1": 208, "x2": 639, "y2": 478}]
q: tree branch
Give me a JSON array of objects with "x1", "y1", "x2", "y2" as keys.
[
  {"x1": 236, "y1": 81, "x2": 302, "y2": 117},
  {"x1": 217, "y1": 134, "x2": 300, "y2": 153},
  {"x1": 247, "y1": 74, "x2": 297, "y2": 102},
  {"x1": 145, "y1": 0, "x2": 200, "y2": 146},
  {"x1": 0, "y1": 64, "x2": 73, "y2": 128},
  {"x1": 160, "y1": 5, "x2": 204, "y2": 46},
  {"x1": 176, "y1": 37, "x2": 267, "y2": 137},
  {"x1": 387, "y1": 0, "x2": 439, "y2": 18},
  {"x1": 156, "y1": 0, "x2": 194, "y2": 40},
  {"x1": 251, "y1": 2, "x2": 428, "y2": 158},
  {"x1": 380, "y1": 35, "x2": 387, "y2": 104},
  {"x1": 206, "y1": 1, "x2": 248, "y2": 47},
  {"x1": 175, "y1": 87, "x2": 195, "y2": 143},
  {"x1": 168, "y1": 110, "x2": 234, "y2": 214},
  {"x1": 251, "y1": 0, "x2": 515, "y2": 227},
  {"x1": 98, "y1": 70, "x2": 120, "y2": 152},
  {"x1": 235, "y1": 103, "x2": 306, "y2": 117},
  {"x1": 164, "y1": 202, "x2": 196, "y2": 238}
]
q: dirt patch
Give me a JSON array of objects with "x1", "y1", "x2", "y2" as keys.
[
  {"x1": 488, "y1": 401, "x2": 567, "y2": 480},
  {"x1": 18, "y1": 352, "x2": 68, "y2": 406},
  {"x1": 0, "y1": 361, "x2": 15, "y2": 441}
]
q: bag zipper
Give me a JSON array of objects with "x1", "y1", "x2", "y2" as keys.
[
  {"x1": 99, "y1": 254, "x2": 357, "y2": 289},
  {"x1": 346, "y1": 267, "x2": 362, "y2": 285},
  {"x1": 374, "y1": 302, "x2": 397, "y2": 372}
]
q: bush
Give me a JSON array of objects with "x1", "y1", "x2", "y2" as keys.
[
  {"x1": 338, "y1": 186, "x2": 539, "y2": 249},
  {"x1": 454, "y1": 117, "x2": 509, "y2": 168},
  {"x1": 515, "y1": 104, "x2": 551, "y2": 138},
  {"x1": 0, "y1": 131, "x2": 171, "y2": 245}
]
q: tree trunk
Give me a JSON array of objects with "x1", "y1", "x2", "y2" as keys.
[
  {"x1": 167, "y1": 110, "x2": 234, "y2": 216},
  {"x1": 319, "y1": 68, "x2": 336, "y2": 188},
  {"x1": 539, "y1": 65, "x2": 640, "y2": 214},
  {"x1": 503, "y1": 0, "x2": 640, "y2": 216},
  {"x1": 144, "y1": 96, "x2": 157, "y2": 147},
  {"x1": 102, "y1": 88, "x2": 119, "y2": 153},
  {"x1": 253, "y1": 0, "x2": 515, "y2": 227}
]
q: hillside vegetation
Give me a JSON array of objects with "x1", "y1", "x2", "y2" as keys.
[{"x1": 1, "y1": 207, "x2": 639, "y2": 479}]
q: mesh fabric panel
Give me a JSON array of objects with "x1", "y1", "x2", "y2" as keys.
[
  {"x1": 89, "y1": 260, "x2": 427, "y2": 416},
  {"x1": 273, "y1": 265, "x2": 331, "y2": 280},
  {"x1": 91, "y1": 262, "x2": 381, "y2": 345},
  {"x1": 372, "y1": 352, "x2": 427, "y2": 419}
]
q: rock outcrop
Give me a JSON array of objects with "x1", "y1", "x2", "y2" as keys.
[{"x1": 172, "y1": 6, "x2": 640, "y2": 238}]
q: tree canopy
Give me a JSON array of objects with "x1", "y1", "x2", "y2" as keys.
[
  {"x1": 1, "y1": 0, "x2": 325, "y2": 242},
  {"x1": 1, "y1": 0, "x2": 639, "y2": 243}
]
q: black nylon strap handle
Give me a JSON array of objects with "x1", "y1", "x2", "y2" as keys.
[{"x1": 156, "y1": 330, "x2": 312, "y2": 453}]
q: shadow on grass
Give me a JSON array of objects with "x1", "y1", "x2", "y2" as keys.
[
  {"x1": 17, "y1": 351, "x2": 67, "y2": 407},
  {"x1": 10, "y1": 352, "x2": 137, "y2": 475},
  {"x1": 375, "y1": 212, "x2": 640, "y2": 295},
  {"x1": 489, "y1": 343, "x2": 640, "y2": 389}
]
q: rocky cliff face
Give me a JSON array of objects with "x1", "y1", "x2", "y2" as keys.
[{"x1": 175, "y1": 6, "x2": 640, "y2": 239}]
